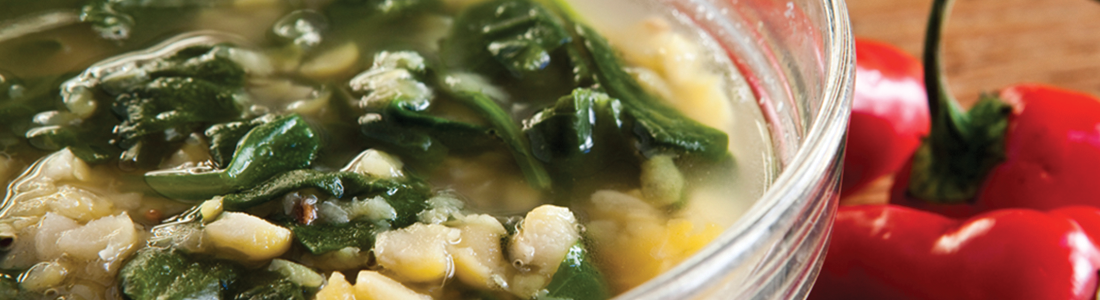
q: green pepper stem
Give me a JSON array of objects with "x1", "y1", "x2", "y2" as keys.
[
  {"x1": 923, "y1": 0, "x2": 969, "y2": 145},
  {"x1": 907, "y1": 0, "x2": 1013, "y2": 202}
]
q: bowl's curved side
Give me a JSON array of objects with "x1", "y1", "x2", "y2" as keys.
[{"x1": 615, "y1": 0, "x2": 853, "y2": 298}]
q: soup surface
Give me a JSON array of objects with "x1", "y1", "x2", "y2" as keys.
[{"x1": 0, "y1": 0, "x2": 773, "y2": 299}]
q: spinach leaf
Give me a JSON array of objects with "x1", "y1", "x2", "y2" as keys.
[
  {"x1": 542, "y1": 242, "x2": 610, "y2": 300},
  {"x1": 145, "y1": 114, "x2": 320, "y2": 201},
  {"x1": 566, "y1": 17, "x2": 729, "y2": 161},
  {"x1": 119, "y1": 247, "x2": 314, "y2": 300},
  {"x1": 351, "y1": 51, "x2": 450, "y2": 171},
  {"x1": 378, "y1": 98, "x2": 497, "y2": 150},
  {"x1": 524, "y1": 88, "x2": 638, "y2": 200},
  {"x1": 220, "y1": 170, "x2": 431, "y2": 224},
  {"x1": 112, "y1": 76, "x2": 242, "y2": 148},
  {"x1": 445, "y1": 89, "x2": 552, "y2": 190},
  {"x1": 26, "y1": 45, "x2": 249, "y2": 166},
  {"x1": 526, "y1": 88, "x2": 626, "y2": 164},
  {"x1": 282, "y1": 218, "x2": 385, "y2": 254},
  {"x1": 233, "y1": 170, "x2": 432, "y2": 254},
  {"x1": 443, "y1": 0, "x2": 580, "y2": 110},
  {"x1": 444, "y1": 0, "x2": 570, "y2": 77},
  {"x1": 204, "y1": 115, "x2": 275, "y2": 168},
  {"x1": 119, "y1": 247, "x2": 242, "y2": 300},
  {"x1": 352, "y1": 50, "x2": 552, "y2": 189},
  {"x1": 245, "y1": 170, "x2": 432, "y2": 254},
  {"x1": 442, "y1": 0, "x2": 729, "y2": 196}
]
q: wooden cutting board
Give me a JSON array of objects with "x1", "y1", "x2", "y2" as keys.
[{"x1": 841, "y1": 0, "x2": 1100, "y2": 205}]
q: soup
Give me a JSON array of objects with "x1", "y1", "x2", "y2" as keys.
[{"x1": 0, "y1": 0, "x2": 774, "y2": 299}]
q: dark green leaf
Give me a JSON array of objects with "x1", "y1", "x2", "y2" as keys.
[
  {"x1": 25, "y1": 44, "x2": 249, "y2": 167},
  {"x1": 112, "y1": 77, "x2": 242, "y2": 147},
  {"x1": 119, "y1": 247, "x2": 313, "y2": 300},
  {"x1": 524, "y1": 88, "x2": 638, "y2": 201},
  {"x1": 359, "y1": 112, "x2": 451, "y2": 172},
  {"x1": 352, "y1": 51, "x2": 501, "y2": 175},
  {"x1": 354, "y1": 50, "x2": 552, "y2": 189},
  {"x1": 118, "y1": 247, "x2": 241, "y2": 300},
  {"x1": 282, "y1": 218, "x2": 385, "y2": 254},
  {"x1": 572, "y1": 24, "x2": 729, "y2": 161},
  {"x1": 220, "y1": 170, "x2": 430, "y2": 224},
  {"x1": 445, "y1": 89, "x2": 552, "y2": 190},
  {"x1": 443, "y1": 0, "x2": 571, "y2": 77},
  {"x1": 542, "y1": 243, "x2": 610, "y2": 300},
  {"x1": 145, "y1": 114, "x2": 321, "y2": 201},
  {"x1": 526, "y1": 88, "x2": 626, "y2": 162},
  {"x1": 204, "y1": 116, "x2": 273, "y2": 168}
]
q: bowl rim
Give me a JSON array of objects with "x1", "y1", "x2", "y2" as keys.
[{"x1": 614, "y1": 0, "x2": 854, "y2": 298}]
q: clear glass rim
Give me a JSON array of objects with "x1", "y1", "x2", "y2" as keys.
[{"x1": 615, "y1": 0, "x2": 854, "y2": 298}]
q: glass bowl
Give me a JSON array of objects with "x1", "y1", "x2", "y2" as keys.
[{"x1": 613, "y1": 0, "x2": 853, "y2": 299}]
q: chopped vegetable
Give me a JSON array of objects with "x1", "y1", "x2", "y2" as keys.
[
  {"x1": 283, "y1": 218, "x2": 385, "y2": 255},
  {"x1": 374, "y1": 223, "x2": 461, "y2": 282},
  {"x1": 444, "y1": 88, "x2": 552, "y2": 190},
  {"x1": 203, "y1": 212, "x2": 293, "y2": 261},
  {"x1": 542, "y1": 243, "x2": 611, "y2": 300},
  {"x1": 218, "y1": 170, "x2": 430, "y2": 220},
  {"x1": 523, "y1": 88, "x2": 636, "y2": 199},
  {"x1": 342, "y1": 149, "x2": 406, "y2": 179},
  {"x1": 639, "y1": 154, "x2": 685, "y2": 207},
  {"x1": 354, "y1": 270, "x2": 433, "y2": 300},
  {"x1": 268, "y1": 259, "x2": 325, "y2": 289},
  {"x1": 118, "y1": 247, "x2": 242, "y2": 300},
  {"x1": 19, "y1": 261, "x2": 68, "y2": 293},
  {"x1": 442, "y1": 0, "x2": 571, "y2": 78},
  {"x1": 145, "y1": 113, "x2": 320, "y2": 201},
  {"x1": 118, "y1": 247, "x2": 314, "y2": 300},
  {"x1": 204, "y1": 115, "x2": 276, "y2": 168},
  {"x1": 570, "y1": 24, "x2": 728, "y2": 161},
  {"x1": 299, "y1": 42, "x2": 361, "y2": 79},
  {"x1": 449, "y1": 214, "x2": 510, "y2": 290},
  {"x1": 508, "y1": 204, "x2": 580, "y2": 297},
  {"x1": 27, "y1": 44, "x2": 250, "y2": 166},
  {"x1": 315, "y1": 272, "x2": 356, "y2": 300},
  {"x1": 353, "y1": 50, "x2": 551, "y2": 189}
]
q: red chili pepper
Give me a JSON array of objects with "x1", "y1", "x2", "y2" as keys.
[
  {"x1": 889, "y1": 0, "x2": 1100, "y2": 216},
  {"x1": 809, "y1": 205, "x2": 1100, "y2": 300},
  {"x1": 843, "y1": 38, "x2": 929, "y2": 196}
]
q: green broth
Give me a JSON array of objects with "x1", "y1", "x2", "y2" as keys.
[{"x1": 0, "y1": 0, "x2": 773, "y2": 299}]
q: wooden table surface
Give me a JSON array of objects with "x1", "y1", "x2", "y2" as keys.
[{"x1": 841, "y1": 0, "x2": 1100, "y2": 204}]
